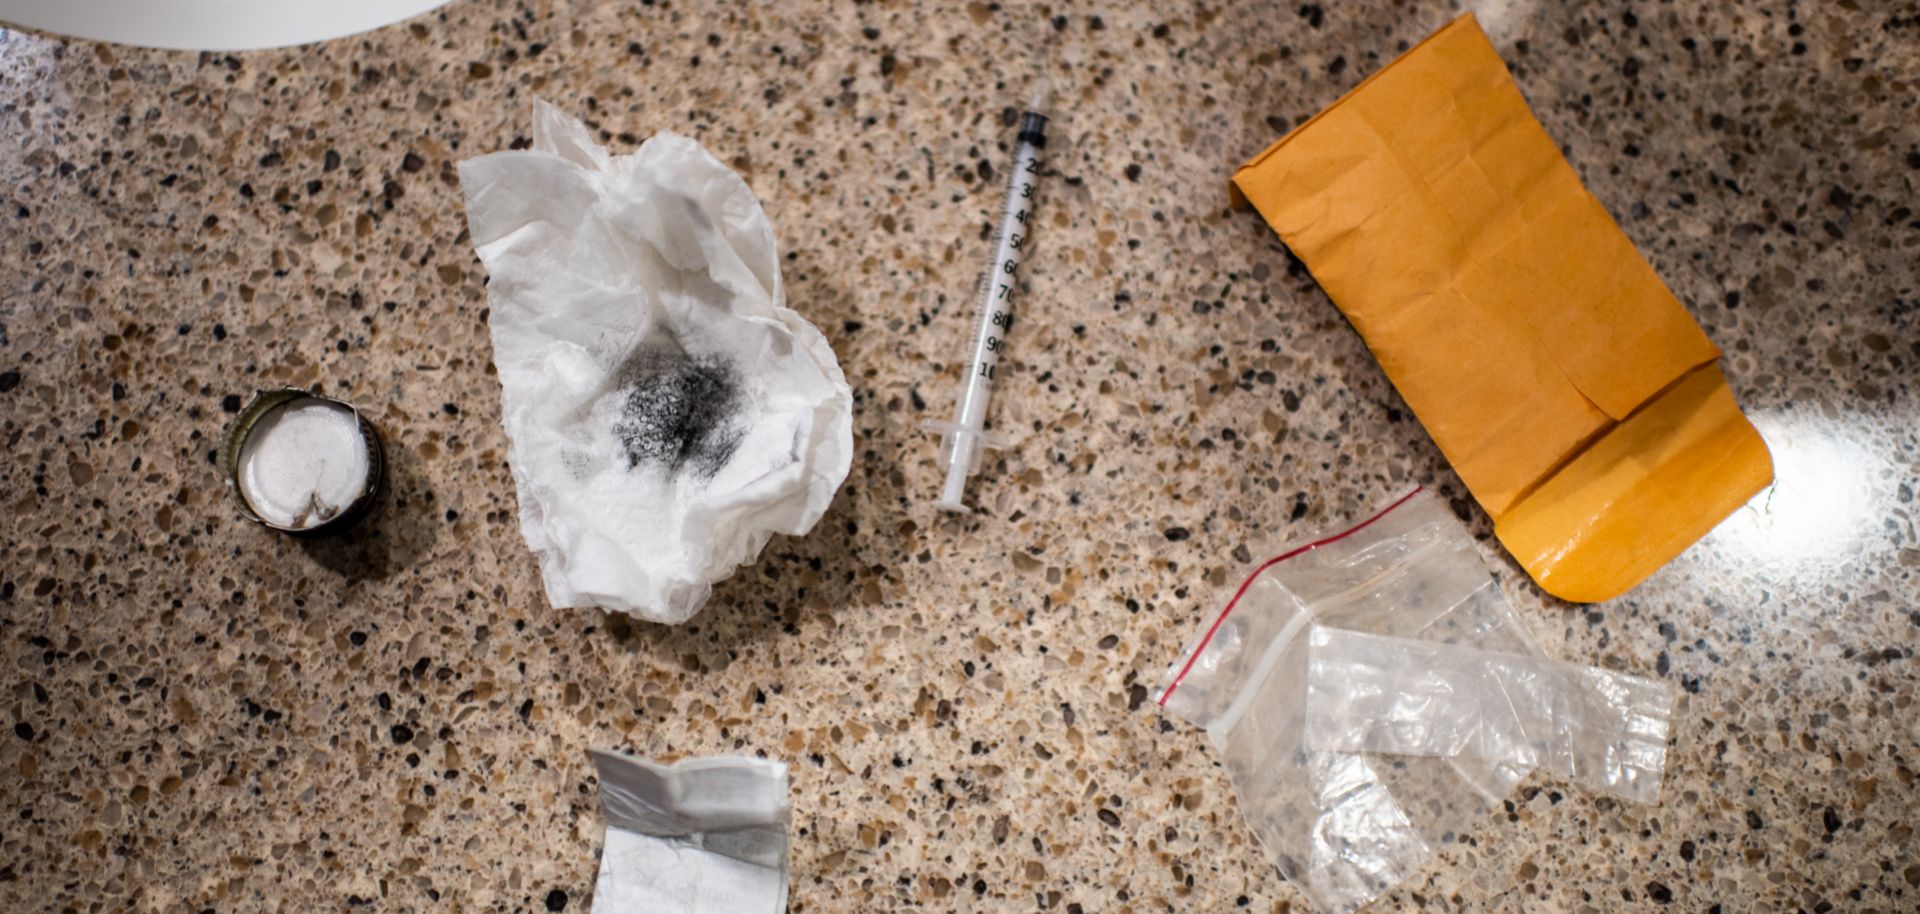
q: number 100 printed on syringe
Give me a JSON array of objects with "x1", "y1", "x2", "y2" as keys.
[{"x1": 925, "y1": 85, "x2": 1051, "y2": 514}]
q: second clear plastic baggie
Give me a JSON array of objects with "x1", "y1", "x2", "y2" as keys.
[{"x1": 1154, "y1": 487, "x2": 1544, "y2": 914}]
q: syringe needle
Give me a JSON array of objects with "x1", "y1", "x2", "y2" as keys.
[{"x1": 1028, "y1": 76, "x2": 1053, "y2": 115}]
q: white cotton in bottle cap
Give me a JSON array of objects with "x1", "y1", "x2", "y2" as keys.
[
  {"x1": 236, "y1": 397, "x2": 370, "y2": 529},
  {"x1": 457, "y1": 100, "x2": 854, "y2": 624}
]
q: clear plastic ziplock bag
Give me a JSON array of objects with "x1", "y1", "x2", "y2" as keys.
[
  {"x1": 1303, "y1": 626, "x2": 1673, "y2": 804},
  {"x1": 1154, "y1": 487, "x2": 1546, "y2": 914}
]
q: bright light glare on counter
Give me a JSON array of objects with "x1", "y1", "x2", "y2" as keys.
[{"x1": 1704, "y1": 408, "x2": 1892, "y2": 573}]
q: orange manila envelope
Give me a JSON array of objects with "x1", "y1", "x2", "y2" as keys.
[{"x1": 1231, "y1": 14, "x2": 1772, "y2": 602}]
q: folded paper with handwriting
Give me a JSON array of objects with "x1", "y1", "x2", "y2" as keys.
[{"x1": 1231, "y1": 14, "x2": 1772, "y2": 602}]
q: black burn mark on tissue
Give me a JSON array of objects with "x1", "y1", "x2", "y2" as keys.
[{"x1": 613, "y1": 346, "x2": 745, "y2": 479}]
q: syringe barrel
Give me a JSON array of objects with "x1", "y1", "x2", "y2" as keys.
[
  {"x1": 928, "y1": 105, "x2": 1048, "y2": 513},
  {"x1": 954, "y1": 112, "x2": 1047, "y2": 433}
]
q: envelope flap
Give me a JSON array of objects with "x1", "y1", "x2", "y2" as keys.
[{"x1": 1494, "y1": 365, "x2": 1772, "y2": 602}]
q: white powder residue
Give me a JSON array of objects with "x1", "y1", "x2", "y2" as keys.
[{"x1": 236, "y1": 398, "x2": 369, "y2": 529}]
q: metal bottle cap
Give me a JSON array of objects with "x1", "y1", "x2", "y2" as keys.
[{"x1": 217, "y1": 388, "x2": 385, "y2": 536}]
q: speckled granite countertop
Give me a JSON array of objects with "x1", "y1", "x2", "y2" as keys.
[{"x1": 3, "y1": 1, "x2": 1916, "y2": 911}]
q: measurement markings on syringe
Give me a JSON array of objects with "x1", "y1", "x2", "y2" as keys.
[{"x1": 976, "y1": 149, "x2": 1041, "y2": 383}]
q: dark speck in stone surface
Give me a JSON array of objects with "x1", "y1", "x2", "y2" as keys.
[
  {"x1": 390, "y1": 723, "x2": 413, "y2": 744},
  {"x1": 1163, "y1": 527, "x2": 1190, "y2": 542},
  {"x1": 1747, "y1": 810, "x2": 1765, "y2": 830},
  {"x1": 0, "y1": 370, "x2": 19, "y2": 393},
  {"x1": 545, "y1": 889, "x2": 568, "y2": 911},
  {"x1": 1646, "y1": 881, "x2": 1673, "y2": 903},
  {"x1": 221, "y1": 394, "x2": 241, "y2": 413}
]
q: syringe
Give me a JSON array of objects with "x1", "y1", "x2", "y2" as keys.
[{"x1": 925, "y1": 84, "x2": 1050, "y2": 513}]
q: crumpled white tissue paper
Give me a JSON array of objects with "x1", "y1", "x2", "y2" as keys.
[{"x1": 458, "y1": 100, "x2": 853, "y2": 623}]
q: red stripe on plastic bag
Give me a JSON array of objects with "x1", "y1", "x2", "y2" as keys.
[{"x1": 1157, "y1": 486, "x2": 1426, "y2": 706}]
